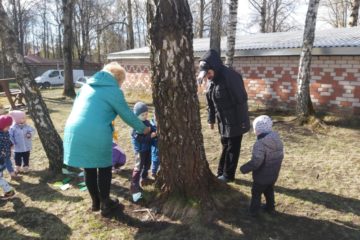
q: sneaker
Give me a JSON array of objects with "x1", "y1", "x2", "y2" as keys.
[
  {"x1": 15, "y1": 166, "x2": 21, "y2": 173},
  {"x1": 10, "y1": 172, "x2": 22, "y2": 181},
  {"x1": 1, "y1": 190, "x2": 15, "y2": 200},
  {"x1": 100, "y1": 197, "x2": 119, "y2": 217},
  {"x1": 22, "y1": 166, "x2": 29, "y2": 173}
]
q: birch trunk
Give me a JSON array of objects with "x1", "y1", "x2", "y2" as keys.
[
  {"x1": 147, "y1": 0, "x2": 219, "y2": 217},
  {"x1": 296, "y1": 0, "x2": 319, "y2": 123},
  {"x1": 210, "y1": 0, "x2": 222, "y2": 54},
  {"x1": 349, "y1": 0, "x2": 360, "y2": 26},
  {"x1": 62, "y1": 0, "x2": 75, "y2": 98},
  {"x1": 225, "y1": 0, "x2": 238, "y2": 67},
  {"x1": 0, "y1": 3, "x2": 64, "y2": 173},
  {"x1": 127, "y1": 0, "x2": 135, "y2": 49}
]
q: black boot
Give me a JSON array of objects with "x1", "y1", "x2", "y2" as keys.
[{"x1": 100, "y1": 197, "x2": 119, "y2": 217}]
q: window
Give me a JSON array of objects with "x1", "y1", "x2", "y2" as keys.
[
  {"x1": 49, "y1": 71, "x2": 59, "y2": 77},
  {"x1": 61, "y1": 71, "x2": 64, "y2": 77}
]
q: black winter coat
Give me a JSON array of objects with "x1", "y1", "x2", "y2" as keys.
[{"x1": 203, "y1": 50, "x2": 250, "y2": 137}]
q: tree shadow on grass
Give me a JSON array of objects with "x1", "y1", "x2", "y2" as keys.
[
  {"x1": 120, "y1": 183, "x2": 360, "y2": 240},
  {"x1": 0, "y1": 198, "x2": 72, "y2": 240},
  {"x1": 13, "y1": 170, "x2": 83, "y2": 203},
  {"x1": 236, "y1": 179, "x2": 360, "y2": 216},
  {"x1": 213, "y1": 188, "x2": 360, "y2": 240}
]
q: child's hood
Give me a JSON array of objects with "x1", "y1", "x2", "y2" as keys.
[{"x1": 258, "y1": 132, "x2": 283, "y2": 151}]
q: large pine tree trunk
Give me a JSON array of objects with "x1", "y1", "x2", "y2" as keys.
[
  {"x1": 62, "y1": 0, "x2": 75, "y2": 98},
  {"x1": 147, "y1": 0, "x2": 219, "y2": 218},
  {"x1": 210, "y1": 0, "x2": 222, "y2": 54},
  {"x1": 296, "y1": 0, "x2": 319, "y2": 123},
  {"x1": 225, "y1": 0, "x2": 238, "y2": 67},
  {"x1": 349, "y1": 0, "x2": 360, "y2": 26},
  {"x1": 127, "y1": 0, "x2": 135, "y2": 49},
  {"x1": 0, "y1": 3, "x2": 64, "y2": 173}
]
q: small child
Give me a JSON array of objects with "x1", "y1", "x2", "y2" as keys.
[
  {"x1": 9, "y1": 110, "x2": 35, "y2": 173},
  {"x1": 111, "y1": 121, "x2": 126, "y2": 173},
  {"x1": 150, "y1": 115, "x2": 159, "y2": 178},
  {"x1": 0, "y1": 115, "x2": 16, "y2": 200},
  {"x1": 130, "y1": 102, "x2": 156, "y2": 202},
  {"x1": 240, "y1": 115, "x2": 284, "y2": 216},
  {"x1": 112, "y1": 142, "x2": 126, "y2": 173}
]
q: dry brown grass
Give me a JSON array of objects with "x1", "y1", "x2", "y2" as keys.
[{"x1": 0, "y1": 88, "x2": 359, "y2": 240}]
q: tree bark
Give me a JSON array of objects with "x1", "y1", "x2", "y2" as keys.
[
  {"x1": 210, "y1": 0, "x2": 222, "y2": 54},
  {"x1": 225, "y1": 0, "x2": 238, "y2": 67},
  {"x1": 296, "y1": 0, "x2": 319, "y2": 123},
  {"x1": 127, "y1": 0, "x2": 135, "y2": 49},
  {"x1": 198, "y1": 0, "x2": 205, "y2": 38},
  {"x1": 349, "y1": 0, "x2": 360, "y2": 26},
  {"x1": 147, "y1": 0, "x2": 219, "y2": 218},
  {"x1": 62, "y1": 0, "x2": 75, "y2": 98},
  {"x1": 260, "y1": 0, "x2": 267, "y2": 33},
  {"x1": 0, "y1": 3, "x2": 64, "y2": 173}
]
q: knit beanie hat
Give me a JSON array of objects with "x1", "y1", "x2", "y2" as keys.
[
  {"x1": 133, "y1": 102, "x2": 148, "y2": 116},
  {"x1": 9, "y1": 110, "x2": 26, "y2": 124},
  {"x1": 253, "y1": 115, "x2": 273, "y2": 135},
  {"x1": 0, "y1": 115, "x2": 13, "y2": 130}
]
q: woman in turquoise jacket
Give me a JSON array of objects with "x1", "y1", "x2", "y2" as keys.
[{"x1": 63, "y1": 62, "x2": 150, "y2": 217}]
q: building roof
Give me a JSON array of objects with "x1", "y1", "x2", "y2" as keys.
[{"x1": 108, "y1": 27, "x2": 360, "y2": 60}]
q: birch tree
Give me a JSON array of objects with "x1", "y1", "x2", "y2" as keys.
[
  {"x1": 322, "y1": 0, "x2": 352, "y2": 28},
  {"x1": 210, "y1": 0, "x2": 222, "y2": 54},
  {"x1": 62, "y1": 0, "x2": 76, "y2": 98},
  {"x1": 349, "y1": 0, "x2": 360, "y2": 26},
  {"x1": 147, "y1": 0, "x2": 220, "y2": 217},
  {"x1": 249, "y1": 0, "x2": 299, "y2": 32},
  {"x1": 126, "y1": 0, "x2": 135, "y2": 49},
  {"x1": 0, "y1": 2, "x2": 63, "y2": 173},
  {"x1": 225, "y1": 0, "x2": 238, "y2": 67},
  {"x1": 296, "y1": 0, "x2": 320, "y2": 123}
]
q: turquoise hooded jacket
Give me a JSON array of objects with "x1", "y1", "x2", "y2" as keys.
[{"x1": 63, "y1": 71, "x2": 145, "y2": 168}]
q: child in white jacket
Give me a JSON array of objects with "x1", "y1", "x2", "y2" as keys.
[{"x1": 9, "y1": 110, "x2": 35, "y2": 173}]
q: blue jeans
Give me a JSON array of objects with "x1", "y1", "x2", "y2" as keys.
[{"x1": 5, "y1": 158, "x2": 14, "y2": 173}]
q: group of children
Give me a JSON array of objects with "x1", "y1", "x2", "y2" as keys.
[
  {"x1": 0, "y1": 110, "x2": 35, "y2": 200},
  {"x1": 1, "y1": 105, "x2": 282, "y2": 217},
  {"x1": 127, "y1": 101, "x2": 284, "y2": 217}
]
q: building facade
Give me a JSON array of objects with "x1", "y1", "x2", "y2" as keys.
[{"x1": 108, "y1": 27, "x2": 360, "y2": 115}]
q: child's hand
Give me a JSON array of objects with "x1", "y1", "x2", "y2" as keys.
[
  {"x1": 143, "y1": 127, "x2": 151, "y2": 135},
  {"x1": 151, "y1": 132, "x2": 157, "y2": 138}
]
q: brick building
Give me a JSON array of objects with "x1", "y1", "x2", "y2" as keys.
[{"x1": 108, "y1": 27, "x2": 360, "y2": 115}]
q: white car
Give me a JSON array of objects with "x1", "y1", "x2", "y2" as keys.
[{"x1": 35, "y1": 69, "x2": 85, "y2": 88}]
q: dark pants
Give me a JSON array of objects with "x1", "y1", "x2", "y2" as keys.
[
  {"x1": 15, "y1": 151, "x2": 30, "y2": 167},
  {"x1": 250, "y1": 182, "x2": 275, "y2": 214},
  {"x1": 217, "y1": 135, "x2": 243, "y2": 180},
  {"x1": 131, "y1": 151, "x2": 151, "y2": 193},
  {"x1": 84, "y1": 167, "x2": 112, "y2": 205}
]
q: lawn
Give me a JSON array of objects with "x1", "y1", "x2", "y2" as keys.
[{"x1": 0, "y1": 88, "x2": 359, "y2": 240}]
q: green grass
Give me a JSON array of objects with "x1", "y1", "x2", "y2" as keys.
[{"x1": 0, "y1": 88, "x2": 359, "y2": 240}]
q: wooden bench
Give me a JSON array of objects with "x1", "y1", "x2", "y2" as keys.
[{"x1": 0, "y1": 78, "x2": 25, "y2": 109}]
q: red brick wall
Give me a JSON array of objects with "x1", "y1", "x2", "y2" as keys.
[{"x1": 116, "y1": 56, "x2": 360, "y2": 115}]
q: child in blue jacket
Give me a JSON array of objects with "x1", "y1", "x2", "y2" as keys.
[
  {"x1": 0, "y1": 115, "x2": 16, "y2": 200},
  {"x1": 130, "y1": 102, "x2": 156, "y2": 202},
  {"x1": 9, "y1": 110, "x2": 35, "y2": 173},
  {"x1": 150, "y1": 115, "x2": 159, "y2": 177}
]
